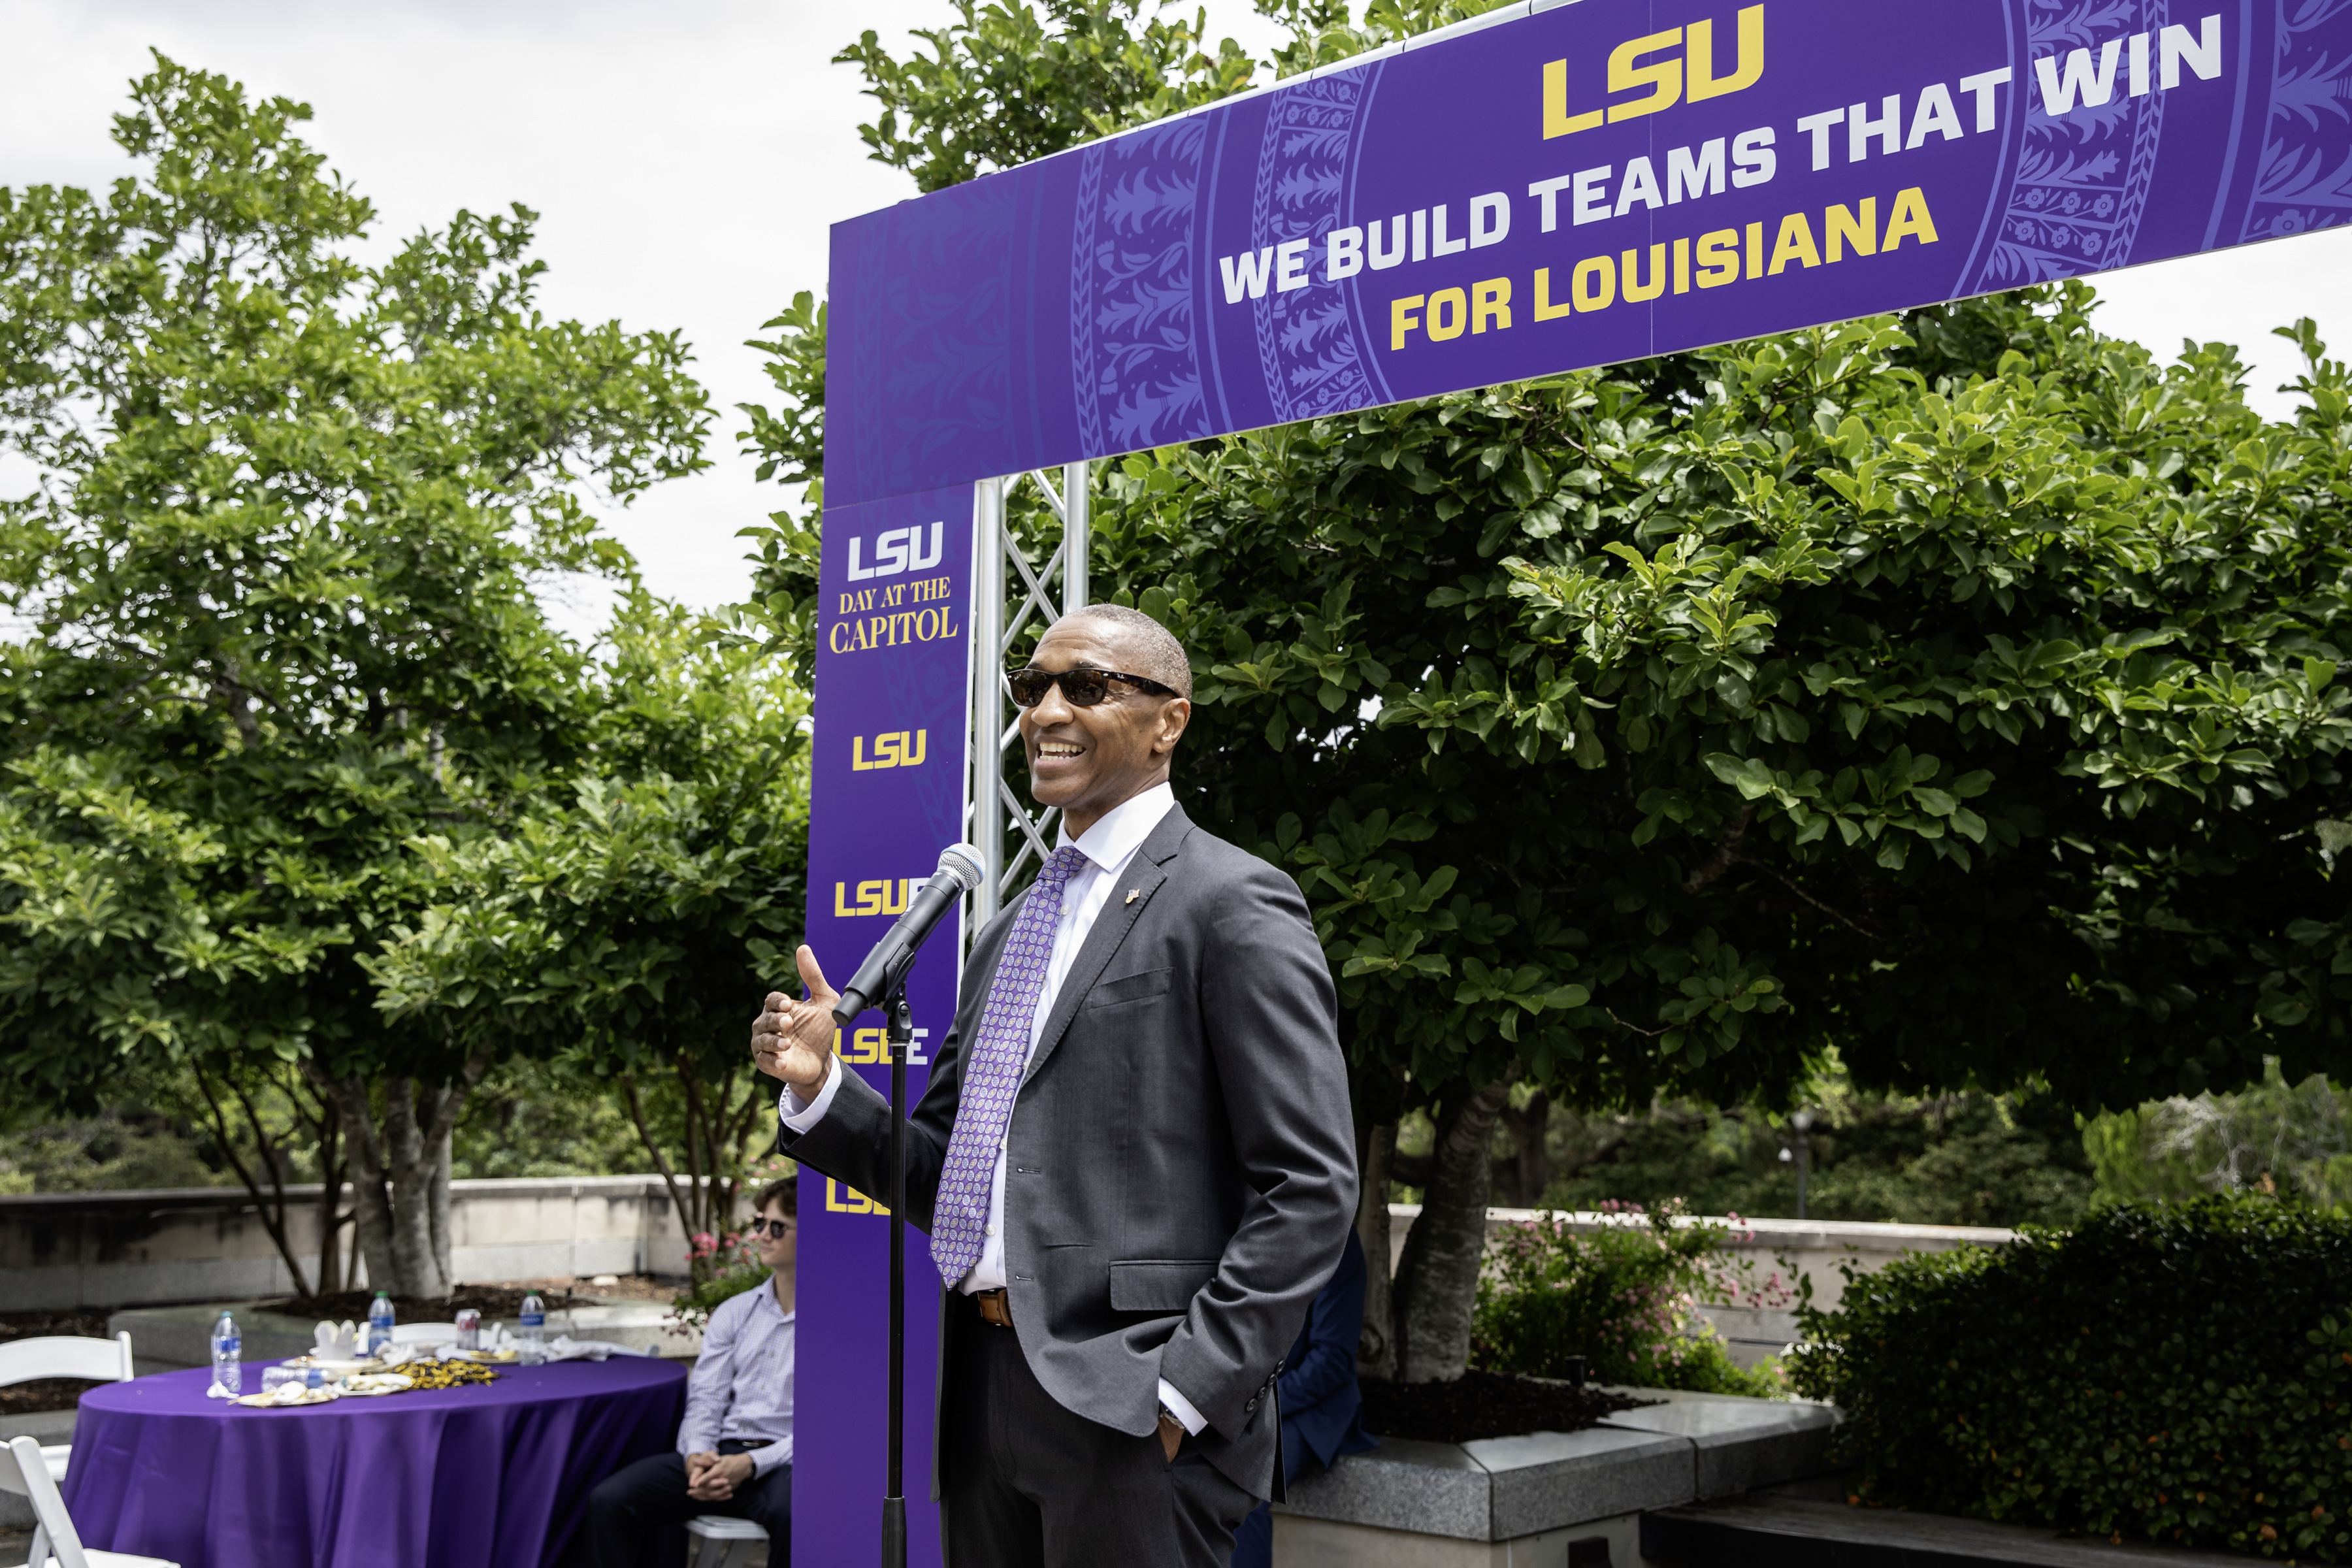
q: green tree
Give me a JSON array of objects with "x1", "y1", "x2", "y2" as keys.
[
  {"x1": 368, "y1": 595, "x2": 812, "y2": 1273},
  {"x1": 745, "y1": 0, "x2": 2352, "y2": 1383},
  {"x1": 0, "y1": 55, "x2": 709, "y2": 1297}
]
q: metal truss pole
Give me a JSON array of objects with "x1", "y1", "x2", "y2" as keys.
[
  {"x1": 966, "y1": 462, "x2": 1092, "y2": 938},
  {"x1": 970, "y1": 476, "x2": 1007, "y2": 928}
]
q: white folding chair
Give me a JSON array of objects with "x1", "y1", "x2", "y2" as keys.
[
  {"x1": 685, "y1": 1514, "x2": 768, "y2": 1568},
  {"x1": 0, "y1": 1333, "x2": 135, "y2": 1492},
  {"x1": 5, "y1": 1434, "x2": 178, "y2": 1568}
]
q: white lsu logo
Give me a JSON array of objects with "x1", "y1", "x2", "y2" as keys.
[{"x1": 847, "y1": 521, "x2": 945, "y2": 581}]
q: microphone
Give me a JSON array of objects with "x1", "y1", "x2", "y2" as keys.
[{"x1": 831, "y1": 843, "x2": 985, "y2": 1025}]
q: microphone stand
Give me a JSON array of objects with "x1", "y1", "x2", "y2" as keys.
[{"x1": 880, "y1": 982, "x2": 912, "y2": 1568}]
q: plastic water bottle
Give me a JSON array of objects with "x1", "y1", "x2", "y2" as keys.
[
  {"x1": 367, "y1": 1290, "x2": 397, "y2": 1357},
  {"x1": 208, "y1": 1310, "x2": 242, "y2": 1399},
  {"x1": 518, "y1": 1292, "x2": 546, "y2": 1364}
]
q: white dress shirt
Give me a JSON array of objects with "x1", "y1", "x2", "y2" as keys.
[
  {"x1": 677, "y1": 1276, "x2": 795, "y2": 1477},
  {"x1": 781, "y1": 781, "x2": 1208, "y2": 1432}
]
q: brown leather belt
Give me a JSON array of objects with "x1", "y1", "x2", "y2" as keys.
[{"x1": 972, "y1": 1287, "x2": 1013, "y2": 1328}]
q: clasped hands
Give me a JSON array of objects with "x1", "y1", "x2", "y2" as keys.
[
  {"x1": 685, "y1": 1450, "x2": 755, "y2": 1501},
  {"x1": 751, "y1": 945, "x2": 843, "y2": 1096}
]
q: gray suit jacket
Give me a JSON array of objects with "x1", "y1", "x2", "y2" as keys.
[{"x1": 779, "y1": 803, "x2": 1358, "y2": 1499}]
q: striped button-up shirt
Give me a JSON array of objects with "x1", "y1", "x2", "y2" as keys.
[{"x1": 677, "y1": 1276, "x2": 795, "y2": 1477}]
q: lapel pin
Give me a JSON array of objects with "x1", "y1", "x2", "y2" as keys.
[{"x1": 1125, "y1": 889, "x2": 1139, "y2": 904}]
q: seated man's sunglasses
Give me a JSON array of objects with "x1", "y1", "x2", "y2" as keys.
[
  {"x1": 1005, "y1": 665, "x2": 1177, "y2": 709},
  {"x1": 747, "y1": 1218, "x2": 796, "y2": 1237}
]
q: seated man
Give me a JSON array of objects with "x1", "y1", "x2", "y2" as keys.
[{"x1": 584, "y1": 1175, "x2": 796, "y2": 1567}]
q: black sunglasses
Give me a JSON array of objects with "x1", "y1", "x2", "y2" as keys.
[
  {"x1": 747, "y1": 1218, "x2": 796, "y2": 1237},
  {"x1": 1005, "y1": 666, "x2": 1177, "y2": 709}
]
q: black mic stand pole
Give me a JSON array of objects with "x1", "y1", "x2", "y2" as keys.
[{"x1": 880, "y1": 982, "x2": 912, "y2": 1568}]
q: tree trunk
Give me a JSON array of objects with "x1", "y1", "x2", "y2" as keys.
[
  {"x1": 384, "y1": 1081, "x2": 443, "y2": 1297},
  {"x1": 318, "y1": 1059, "x2": 483, "y2": 1298},
  {"x1": 1391, "y1": 1067, "x2": 1519, "y2": 1384},
  {"x1": 624, "y1": 1061, "x2": 772, "y2": 1283},
  {"x1": 428, "y1": 1120, "x2": 454, "y2": 1290},
  {"x1": 327, "y1": 1074, "x2": 400, "y2": 1294},
  {"x1": 1497, "y1": 1088, "x2": 1554, "y2": 1209},
  {"x1": 314, "y1": 1099, "x2": 344, "y2": 1304},
  {"x1": 1355, "y1": 1122, "x2": 1397, "y2": 1381},
  {"x1": 188, "y1": 1060, "x2": 316, "y2": 1298}
]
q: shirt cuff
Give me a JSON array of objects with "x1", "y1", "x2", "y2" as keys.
[
  {"x1": 744, "y1": 1437, "x2": 793, "y2": 1477},
  {"x1": 1157, "y1": 1377, "x2": 1207, "y2": 1436},
  {"x1": 779, "y1": 1055, "x2": 843, "y2": 1131}
]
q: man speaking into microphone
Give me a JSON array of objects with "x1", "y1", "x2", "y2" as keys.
[{"x1": 751, "y1": 604, "x2": 1356, "y2": 1567}]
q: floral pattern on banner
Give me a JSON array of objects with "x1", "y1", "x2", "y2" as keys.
[
  {"x1": 1070, "y1": 119, "x2": 1211, "y2": 457},
  {"x1": 1973, "y1": 0, "x2": 2172, "y2": 288},
  {"x1": 846, "y1": 182, "x2": 1018, "y2": 506},
  {"x1": 1247, "y1": 71, "x2": 1384, "y2": 425},
  {"x1": 2240, "y1": 0, "x2": 2352, "y2": 242}
]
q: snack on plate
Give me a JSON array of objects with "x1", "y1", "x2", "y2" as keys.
[
  {"x1": 449, "y1": 1348, "x2": 519, "y2": 1365},
  {"x1": 340, "y1": 1374, "x2": 416, "y2": 1396},
  {"x1": 402, "y1": 1359, "x2": 502, "y2": 1392}
]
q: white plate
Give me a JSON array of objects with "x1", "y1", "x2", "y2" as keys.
[
  {"x1": 340, "y1": 1374, "x2": 415, "y2": 1396},
  {"x1": 234, "y1": 1387, "x2": 340, "y2": 1408}
]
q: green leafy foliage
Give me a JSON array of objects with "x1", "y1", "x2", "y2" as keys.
[
  {"x1": 1082, "y1": 296, "x2": 2352, "y2": 1120},
  {"x1": 1511, "y1": 1059, "x2": 2096, "y2": 1228},
  {"x1": 837, "y1": 0, "x2": 1256, "y2": 195},
  {"x1": 1790, "y1": 1201, "x2": 2352, "y2": 1558},
  {"x1": 0, "y1": 55, "x2": 711, "y2": 1293},
  {"x1": 2086, "y1": 1061, "x2": 2352, "y2": 1213},
  {"x1": 368, "y1": 594, "x2": 810, "y2": 1260},
  {"x1": 1471, "y1": 1203, "x2": 1776, "y2": 1396}
]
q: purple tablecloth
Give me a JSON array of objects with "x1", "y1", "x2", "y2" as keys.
[{"x1": 63, "y1": 1356, "x2": 686, "y2": 1568}]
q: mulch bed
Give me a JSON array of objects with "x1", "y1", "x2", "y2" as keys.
[
  {"x1": 1360, "y1": 1370, "x2": 1654, "y2": 1445},
  {"x1": 273, "y1": 1283, "x2": 592, "y2": 1322},
  {"x1": 1, "y1": 1309, "x2": 118, "y2": 1415}
]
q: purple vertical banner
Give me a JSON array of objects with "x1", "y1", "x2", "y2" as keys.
[{"x1": 793, "y1": 483, "x2": 973, "y2": 1568}]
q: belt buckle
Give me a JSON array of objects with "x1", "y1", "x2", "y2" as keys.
[{"x1": 976, "y1": 1288, "x2": 1013, "y2": 1328}]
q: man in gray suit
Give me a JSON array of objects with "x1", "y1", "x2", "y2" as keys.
[{"x1": 750, "y1": 604, "x2": 1357, "y2": 1568}]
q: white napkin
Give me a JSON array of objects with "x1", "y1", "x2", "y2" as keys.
[{"x1": 543, "y1": 1336, "x2": 645, "y2": 1362}]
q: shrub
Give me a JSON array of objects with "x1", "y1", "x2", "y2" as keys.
[
  {"x1": 1789, "y1": 1200, "x2": 2352, "y2": 1560},
  {"x1": 1471, "y1": 1201, "x2": 1782, "y2": 1397},
  {"x1": 668, "y1": 1229, "x2": 770, "y2": 1335}
]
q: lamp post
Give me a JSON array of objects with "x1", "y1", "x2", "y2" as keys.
[{"x1": 1789, "y1": 1109, "x2": 1815, "y2": 1221}]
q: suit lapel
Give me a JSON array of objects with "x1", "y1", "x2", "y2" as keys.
[{"x1": 1022, "y1": 804, "x2": 1190, "y2": 1086}]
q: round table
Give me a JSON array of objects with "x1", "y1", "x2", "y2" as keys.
[{"x1": 63, "y1": 1356, "x2": 687, "y2": 1568}]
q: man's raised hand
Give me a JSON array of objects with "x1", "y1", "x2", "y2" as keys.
[{"x1": 751, "y1": 944, "x2": 843, "y2": 1096}]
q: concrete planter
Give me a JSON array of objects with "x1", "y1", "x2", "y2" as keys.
[{"x1": 1273, "y1": 1388, "x2": 1835, "y2": 1567}]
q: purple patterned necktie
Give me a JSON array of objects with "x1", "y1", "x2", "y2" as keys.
[{"x1": 931, "y1": 845, "x2": 1090, "y2": 1287}]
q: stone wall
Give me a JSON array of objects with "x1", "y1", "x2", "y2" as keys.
[{"x1": 0, "y1": 1176, "x2": 704, "y2": 1311}]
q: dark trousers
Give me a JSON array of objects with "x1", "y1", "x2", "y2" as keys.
[
  {"x1": 581, "y1": 1440, "x2": 791, "y2": 1568},
  {"x1": 942, "y1": 1295, "x2": 1255, "y2": 1568}
]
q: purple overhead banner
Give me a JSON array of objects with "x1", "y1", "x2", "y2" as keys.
[
  {"x1": 826, "y1": 0, "x2": 2350, "y2": 510},
  {"x1": 793, "y1": 484, "x2": 972, "y2": 1568}
]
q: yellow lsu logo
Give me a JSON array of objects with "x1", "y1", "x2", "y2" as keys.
[
  {"x1": 825, "y1": 1179, "x2": 890, "y2": 1215},
  {"x1": 835, "y1": 878, "x2": 918, "y2": 917},
  {"x1": 1544, "y1": 5, "x2": 1765, "y2": 137},
  {"x1": 852, "y1": 729, "x2": 928, "y2": 771}
]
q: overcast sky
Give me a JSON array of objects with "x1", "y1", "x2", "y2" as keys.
[{"x1": 5, "y1": 0, "x2": 2347, "y2": 630}]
